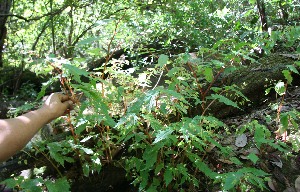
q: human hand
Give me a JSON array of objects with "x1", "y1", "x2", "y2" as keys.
[{"x1": 42, "y1": 93, "x2": 73, "y2": 120}]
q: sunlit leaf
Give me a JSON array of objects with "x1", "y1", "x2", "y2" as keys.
[
  {"x1": 77, "y1": 37, "x2": 101, "y2": 46},
  {"x1": 45, "y1": 178, "x2": 70, "y2": 192},
  {"x1": 274, "y1": 81, "x2": 286, "y2": 96},
  {"x1": 204, "y1": 67, "x2": 214, "y2": 82},
  {"x1": 158, "y1": 54, "x2": 169, "y2": 67},
  {"x1": 153, "y1": 128, "x2": 173, "y2": 144}
]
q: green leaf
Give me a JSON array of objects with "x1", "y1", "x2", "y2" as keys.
[
  {"x1": 158, "y1": 54, "x2": 168, "y2": 67},
  {"x1": 81, "y1": 147, "x2": 94, "y2": 154},
  {"x1": 247, "y1": 153, "x2": 259, "y2": 164},
  {"x1": 86, "y1": 48, "x2": 101, "y2": 56},
  {"x1": 282, "y1": 70, "x2": 293, "y2": 84},
  {"x1": 265, "y1": 87, "x2": 272, "y2": 95},
  {"x1": 280, "y1": 113, "x2": 289, "y2": 130},
  {"x1": 142, "y1": 145, "x2": 159, "y2": 170},
  {"x1": 223, "y1": 172, "x2": 243, "y2": 190},
  {"x1": 253, "y1": 122, "x2": 271, "y2": 149},
  {"x1": 164, "y1": 168, "x2": 173, "y2": 186},
  {"x1": 83, "y1": 163, "x2": 90, "y2": 177},
  {"x1": 209, "y1": 94, "x2": 241, "y2": 109},
  {"x1": 188, "y1": 153, "x2": 217, "y2": 179},
  {"x1": 203, "y1": 67, "x2": 214, "y2": 82},
  {"x1": 37, "y1": 77, "x2": 56, "y2": 100},
  {"x1": 128, "y1": 90, "x2": 159, "y2": 113},
  {"x1": 45, "y1": 178, "x2": 71, "y2": 192},
  {"x1": 47, "y1": 142, "x2": 74, "y2": 166},
  {"x1": 287, "y1": 65, "x2": 299, "y2": 74},
  {"x1": 77, "y1": 37, "x2": 101, "y2": 46},
  {"x1": 21, "y1": 178, "x2": 43, "y2": 192},
  {"x1": 230, "y1": 157, "x2": 243, "y2": 165},
  {"x1": 154, "y1": 163, "x2": 164, "y2": 175},
  {"x1": 63, "y1": 64, "x2": 90, "y2": 83},
  {"x1": 274, "y1": 81, "x2": 286, "y2": 96},
  {"x1": 153, "y1": 128, "x2": 173, "y2": 144}
]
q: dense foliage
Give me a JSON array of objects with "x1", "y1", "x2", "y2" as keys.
[{"x1": 1, "y1": 0, "x2": 300, "y2": 191}]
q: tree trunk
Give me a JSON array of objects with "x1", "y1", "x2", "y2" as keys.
[
  {"x1": 256, "y1": 0, "x2": 268, "y2": 32},
  {"x1": 279, "y1": 0, "x2": 289, "y2": 23},
  {"x1": 0, "y1": 0, "x2": 12, "y2": 68}
]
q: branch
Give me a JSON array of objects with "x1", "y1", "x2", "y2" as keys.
[
  {"x1": 32, "y1": 20, "x2": 50, "y2": 50},
  {"x1": 0, "y1": 14, "x2": 29, "y2": 21}
]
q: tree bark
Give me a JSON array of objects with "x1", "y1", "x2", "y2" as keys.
[
  {"x1": 256, "y1": 0, "x2": 268, "y2": 32},
  {"x1": 0, "y1": 0, "x2": 12, "y2": 67}
]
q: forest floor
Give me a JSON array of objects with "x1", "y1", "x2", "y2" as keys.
[{"x1": 219, "y1": 85, "x2": 300, "y2": 192}]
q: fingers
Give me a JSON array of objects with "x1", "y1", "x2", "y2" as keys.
[
  {"x1": 52, "y1": 92, "x2": 74, "y2": 110},
  {"x1": 66, "y1": 100, "x2": 74, "y2": 110},
  {"x1": 57, "y1": 93, "x2": 70, "y2": 102}
]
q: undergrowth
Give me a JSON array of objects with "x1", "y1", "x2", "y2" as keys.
[{"x1": 2, "y1": 26, "x2": 300, "y2": 191}]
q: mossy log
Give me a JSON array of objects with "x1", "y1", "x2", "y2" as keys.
[{"x1": 209, "y1": 53, "x2": 300, "y2": 118}]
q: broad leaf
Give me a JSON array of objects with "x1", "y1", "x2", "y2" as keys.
[
  {"x1": 164, "y1": 168, "x2": 173, "y2": 186},
  {"x1": 45, "y1": 178, "x2": 70, "y2": 192},
  {"x1": 209, "y1": 94, "x2": 241, "y2": 109},
  {"x1": 158, "y1": 54, "x2": 169, "y2": 67}
]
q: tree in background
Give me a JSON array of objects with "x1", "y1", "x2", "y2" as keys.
[{"x1": 0, "y1": 0, "x2": 12, "y2": 67}]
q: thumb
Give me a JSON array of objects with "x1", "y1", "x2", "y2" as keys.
[{"x1": 63, "y1": 100, "x2": 74, "y2": 110}]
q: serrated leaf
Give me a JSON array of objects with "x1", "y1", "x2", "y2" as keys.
[
  {"x1": 253, "y1": 123, "x2": 271, "y2": 149},
  {"x1": 188, "y1": 153, "x2": 217, "y2": 179},
  {"x1": 77, "y1": 37, "x2": 101, "y2": 46},
  {"x1": 265, "y1": 87, "x2": 272, "y2": 95},
  {"x1": 21, "y1": 178, "x2": 43, "y2": 192},
  {"x1": 37, "y1": 78, "x2": 56, "y2": 100},
  {"x1": 153, "y1": 129, "x2": 173, "y2": 144},
  {"x1": 63, "y1": 64, "x2": 90, "y2": 83},
  {"x1": 142, "y1": 145, "x2": 159, "y2": 170},
  {"x1": 223, "y1": 172, "x2": 243, "y2": 190},
  {"x1": 287, "y1": 65, "x2": 299, "y2": 74},
  {"x1": 280, "y1": 113, "x2": 289, "y2": 129},
  {"x1": 47, "y1": 143, "x2": 74, "y2": 166},
  {"x1": 247, "y1": 153, "x2": 259, "y2": 164},
  {"x1": 204, "y1": 67, "x2": 214, "y2": 82},
  {"x1": 45, "y1": 178, "x2": 70, "y2": 192},
  {"x1": 81, "y1": 147, "x2": 94, "y2": 154},
  {"x1": 164, "y1": 168, "x2": 173, "y2": 186},
  {"x1": 158, "y1": 54, "x2": 168, "y2": 67},
  {"x1": 282, "y1": 70, "x2": 293, "y2": 84},
  {"x1": 223, "y1": 66, "x2": 236, "y2": 75},
  {"x1": 128, "y1": 90, "x2": 159, "y2": 113},
  {"x1": 155, "y1": 163, "x2": 164, "y2": 175},
  {"x1": 230, "y1": 157, "x2": 243, "y2": 165},
  {"x1": 83, "y1": 163, "x2": 90, "y2": 177},
  {"x1": 210, "y1": 94, "x2": 241, "y2": 109},
  {"x1": 86, "y1": 48, "x2": 101, "y2": 56}
]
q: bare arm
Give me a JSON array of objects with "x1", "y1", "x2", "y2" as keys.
[{"x1": 0, "y1": 93, "x2": 73, "y2": 162}]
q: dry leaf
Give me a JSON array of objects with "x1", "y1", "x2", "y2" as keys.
[
  {"x1": 295, "y1": 176, "x2": 300, "y2": 192},
  {"x1": 268, "y1": 179, "x2": 277, "y2": 192},
  {"x1": 235, "y1": 134, "x2": 247, "y2": 147},
  {"x1": 282, "y1": 187, "x2": 296, "y2": 192}
]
